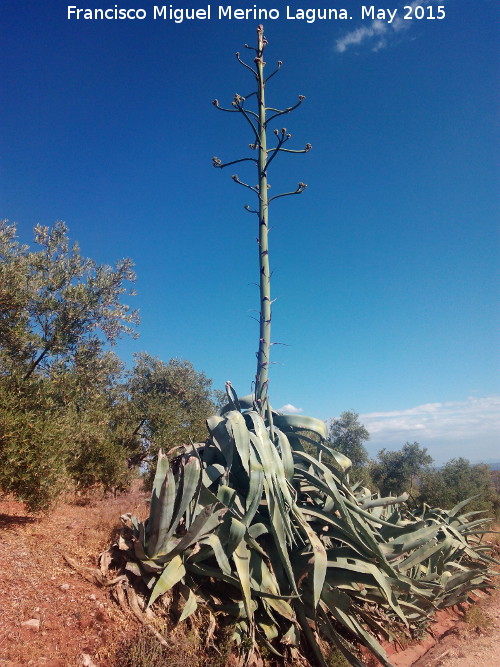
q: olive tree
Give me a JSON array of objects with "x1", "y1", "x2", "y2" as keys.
[{"x1": 0, "y1": 220, "x2": 139, "y2": 380}]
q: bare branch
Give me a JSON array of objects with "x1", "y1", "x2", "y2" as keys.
[
  {"x1": 236, "y1": 52, "x2": 258, "y2": 77},
  {"x1": 213, "y1": 156, "x2": 258, "y2": 169},
  {"x1": 232, "y1": 101, "x2": 260, "y2": 142},
  {"x1": 214, "y1": 96, "x2": 260, "y2": 142},
  {"x1": 243, "y1": 43, "x2": 258, "y2": 54},
  {"x1": 239, "y1": 106, "x2": 259, "y2": 120},
  {"x1": 240, "y1": 110, "x2": 260, "y2": 143},
  {"x1": 265, "y1": 60, "x2": 282, "y2": 84},
  {"x1": 274, "y1": 144, "x2": 312, "y2": 155},
  {"x1": 268, "y1": 182, "x2": 307, "y2": 203},
  {"x1": 264, "y1": 146, "x2": 282, "y2": 172},
  {"x1": 232, "y1": 174, "x2": 259, "y2": 195},
  {"x1": 266, "y1": 95, "x2": 306, "y2": 126},
  {"x1": 231, "y1": 93, "x2": 259, "y2": 119},
  {"x1": 264, "y1": 129, "x2": 296, "y2": 171},
  {"x1": 212, "y1": 99, "x2": 240, "y2": 114}
]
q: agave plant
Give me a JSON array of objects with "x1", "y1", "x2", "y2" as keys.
[
  {"x1": 114, "y1": 388, "x2": 496, "y2": 665},
  {"x1": 106, "y1": 25, "x2": 497, "y2": 667}
]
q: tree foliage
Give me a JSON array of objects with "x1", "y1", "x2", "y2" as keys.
[
  {"x1": 419, "y1": 457, "x2": 499, "y2": 516},
  {"x1": 0, "y1": 221, "x2": 142, "y2": 509},
  {"x1": 0, "y1": 220, "x2": 139, "y2": 379},
  {"x1": 327, "y1": 411, "x2": 371, "y2": 484},
  {"x1": 0, "y1": 378, "x2": 69, "y2": 511},
  {"x1": 126, "y1": 353, "x2": 218, "y2": 484},
  {"x1": 370, "y1": 441, "x2": 433, "y2": 498},
  {"x1": 0, "y1": 344, "x2": 138, "y2": 510}
]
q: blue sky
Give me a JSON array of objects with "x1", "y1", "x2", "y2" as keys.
[{"x1": 2, "y1": 1, "x2": 498, "y2": 463}]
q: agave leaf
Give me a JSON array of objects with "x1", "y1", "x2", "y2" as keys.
[
  {"x1": 255, "y1": 629, "x2": 284, "y2": 657},
  {"x1": 186, "y1": 561, "x2": 241, "y2": 588},
  {"x1": 344, "y1": 497, "x2": 414, "y2": 530},
  {"x1": 361, "y1": 493, "x2": 409, "y2": 510},
  {"x1": 213, "y1": 481, "x2": 233, "y2": 503},
  {"x1": 233, "y1": 539, "x2": 254, "y2": 631},
  {"x1": 298, "y1": 506, "x2": 373, "y2": 558},
  {"x1": 154, "y1": 455, "x2": 202, "y2": 557},
  {"x1": 293, "y1": 449, "x2": 355, "y2": 501},
  {"x1": 248, "y1": 522, "x2": 268, "y2": 539},
  {"x1": 199, "y1": 533, "x2": 232, "y2": 576},
  {"x1": 273, "y1": 427, "x2": 295, "y2": 482},
  {"x1": 242, "y1": 443, "x2": 264, "y2": 525},
  {"x1": 293, "y1": 506, "x2": 327, "y2": 612},
  {"x1": 244, "y1": 412, "x2": 299, "y2": 593},
  {"x1": 149, "y1": 450, "x2": 170, "y2": 522},
  {"x1": 179, "y1": 586, "x2": 198, "y2": 622},
  {"x1": 217, "y1": 599, "x2": 259, "y2": 619},
  {"x1": 356, "y1": 606, "x2": 394, "y2": 642},
  {"x1": 459, "y1": 510, "x2": 489, "y2": 521},
  {"x1": 282, "y1": 623, "x2": 300, "y2": 646},
  {"x1": 120, "y1": 513, "x2": 139, "y2": 538},
  {"x1": 444, "y1": 568, "x2": 486, "y2": 592},
  {"x1": 258, "y1": 620, "x2": 279, "y2": 641},
  {"x1": 327, "y1": 555, "x2": 407, "y2": 624},
  {"x1": 207, "y1": 416, "x2": 234, "y2": 470},
  {"x1": 219, "y1": 393, "x2": 254, "y2": 415},
  {"x1": 347, "y1": 513, "x2": 400, "y2": 576},
  {"x1": 156, "y1": 504, "x2": 225, "y2": 561},
  {"x1": 294, "y1": 604, "x2": 329, "y2": 667},
  {"x1": 317, "y1": 609, "x2": 366, "y2": 667},
  {"x1": 397, "y1": 541, "x2": 444, "y2": 572},
  {"x1": 273, "y1": 413, "x2": 328, "y2": 440},
  {"x1": 133, "y1": 524, "x2": 148, "y2": 560},
  {"x1": 328, "y1": 449, "x2": 353, "y2": 473},
  {"x1": 313, "y1": 440, "x2": 353, "y2": 473},
  {"x1": 148, "y1": 554, "x2": 186, "y2": 607},
  {"x1": 125, "y1": 561, "x2": 142, "y2": 577},
  {"x1": 295, "y1": 464, "x2": 358, "y2": 535},
  {"x1": 462, "y1": 529, "x2": 498, "y2": 538},
  {"x1": 250, "y1": 551, "x2": 296, "y2": 621},
  {"x1": 456, "y1": 518, "x2": 493, "y2": 533},
  {"x1": 321, "y1": 590, "x2": 394, "y2": 667},
  {"x1": 148, "y1": 463, "x2": 175, "y2": 556},
  {"x1": 225, "y1": 410, "x2": 251, "y2": 477},
  {"x1": 448, "y1": 495, "x2": 479, "y2": 517},
  {"x1": 203, "y1": 463, "x2": 225, "y2": 487},
  {"x1": 264, "y1": 479, "x2": 299, "y2": 595}
]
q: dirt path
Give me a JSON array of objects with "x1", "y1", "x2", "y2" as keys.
[
  {"x1": 411, "y1": 588, "x2": 500, "y2": 667},
  {"x1": 0, "y1": 484, "x2": 149, "y2": 667}
]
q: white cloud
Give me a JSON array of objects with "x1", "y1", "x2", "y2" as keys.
[
  {"x1": 336, "y1": 1, "x2": 431, "y2": 53},
  {"x1": 359, "y1": 396, "x2": 500, "y2": 463},
  {"x1": 336, "y1": 20, "x2": 389, "y2": 53},
  {"x1": 278, "y1": 403, "x2": 303, "y2": 414}
]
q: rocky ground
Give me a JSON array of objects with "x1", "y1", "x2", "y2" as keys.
[
  {"x1": 0, "y1": 483, "x2": 149, "y2": 667},
  {"x1": 0, "y1": 485, "x2": 498, "y2": 667},
  {"x1": 410, "y1": 588, "x2": 500, "y2": 667}
]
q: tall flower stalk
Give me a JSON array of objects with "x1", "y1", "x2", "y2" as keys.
[{"x1": 213, "y1": 25, "x2": 310, "y2": 415}]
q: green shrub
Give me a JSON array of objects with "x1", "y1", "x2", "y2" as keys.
[
  {"x1": 0, "y1": 379, "x2": 68, "y2": 511},
  {"x1": 0, "y1": 376, "x2": 135, "y2": 510}
]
